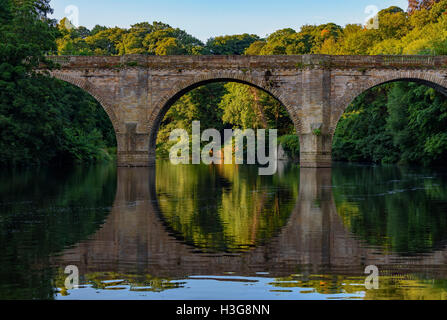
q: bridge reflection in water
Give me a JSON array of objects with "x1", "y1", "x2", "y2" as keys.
[{"x1": 53, "y1": 166, "x2": 447, "y2": 282}]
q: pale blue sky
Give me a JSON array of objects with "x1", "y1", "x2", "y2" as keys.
[{"x1": 50, "y1": 0, "x2": 409, "y2": 42}]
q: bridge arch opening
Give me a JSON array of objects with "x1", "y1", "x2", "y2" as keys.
[
  {"x1": 43, "y1": 76, "x2": 118, "y2": 164},
  {"x1": 150, "y1": 78, "x2": 300, "y2": 164},
  {"x1": 332, "y1": 77, "x2": 447, "y2": 166}
]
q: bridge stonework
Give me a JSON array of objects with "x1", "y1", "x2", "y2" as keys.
[{"x1": 47, "y1": 54, "x2": 447, "y2": 167}]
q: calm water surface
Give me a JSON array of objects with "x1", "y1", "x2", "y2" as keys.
[{"x1": 1, "y1": 161, "x2": 447, "y2": 300}]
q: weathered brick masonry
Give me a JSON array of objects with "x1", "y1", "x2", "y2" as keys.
[{"x1": 47, "y1": 54, "x2": 447, "y2": 167}]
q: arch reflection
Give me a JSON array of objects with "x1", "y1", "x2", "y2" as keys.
[
  {"x1": 155, "y1": 161, "x2": 299, "y2": 253},
  {"x1": 54, "y1": 165, "x2": 447, "y2": 280}
]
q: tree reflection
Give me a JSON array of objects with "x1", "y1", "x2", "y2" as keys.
[
  {"x1": 0, "y1": 165, "x2": 116, "y2": 299},
  {"x1": 155, "y1": 161, "x2": 299, "y2": 253},
  {"x1": 332, "y1": 164, "x2": 447, "y2": 254}
]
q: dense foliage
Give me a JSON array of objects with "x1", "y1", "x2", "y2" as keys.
[
  {"x1": 54, "y1": 1, "x2": 447, "y2": 57},
  {"x1": 334, "y1": 83, "x2": 447, "y2": 166},
  {"x1": 155, "y1": 81, "x2": 295, "y2": 158},
  {"x1": 0, "y1": 0, "x2": 116, "y2": 166},
  {"x1": 408, "y1": 0, "x2": 441, "y2": 14}
]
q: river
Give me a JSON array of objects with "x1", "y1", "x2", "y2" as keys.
[{"x1": 1, "y1": 161, "x2": 447, "y2": 300}]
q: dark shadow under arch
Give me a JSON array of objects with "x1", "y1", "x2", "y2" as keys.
[
  {"x1": 331, "y1": 76, "x2": 447, "y2": 135},
  {"x1": 50, "y1": 71, "x2": 120, "y2": 136},
  {"x1": 331, "y1": 77, "x2": 447, "y2": 166},
  {"x1": 48, "y1": 75, "x2": 118, "y2": 156}
]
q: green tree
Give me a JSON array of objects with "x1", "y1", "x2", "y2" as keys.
[
  {"x1": 84, "y1": 27, "x2": 125, "y2": 55},
  {"x1": 142, "y1": 25, "x2": 203, "y2": 55},
  {"x1": 0, "y1": 0, "x2": 115, "y2": 166},
  {"x1": 205, "y1": 34, "x2": 259, "y2": 55}
]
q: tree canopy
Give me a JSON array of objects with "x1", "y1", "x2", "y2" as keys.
[{"x1": 0, "y1": 0, "x2": 115, "y2": 166}]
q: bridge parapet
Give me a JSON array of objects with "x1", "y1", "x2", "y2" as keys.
[{"x1": 45, "y1": 54, "x2": 447, "y2": 70}]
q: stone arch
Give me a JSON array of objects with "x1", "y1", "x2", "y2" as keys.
[
  {"x1": 330, "y1": 70, "x2": 447, "y2": 135},
  {"x1": 50, "y1": 71, "x2": 121, "y2": 134},
  {"x1": 147, "y1": 72, "x2": 303, "y2": 156}
]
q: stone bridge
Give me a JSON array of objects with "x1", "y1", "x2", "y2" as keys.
[{"x1": 47, "y1": 54, "x2": 447, "y2": 167}]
